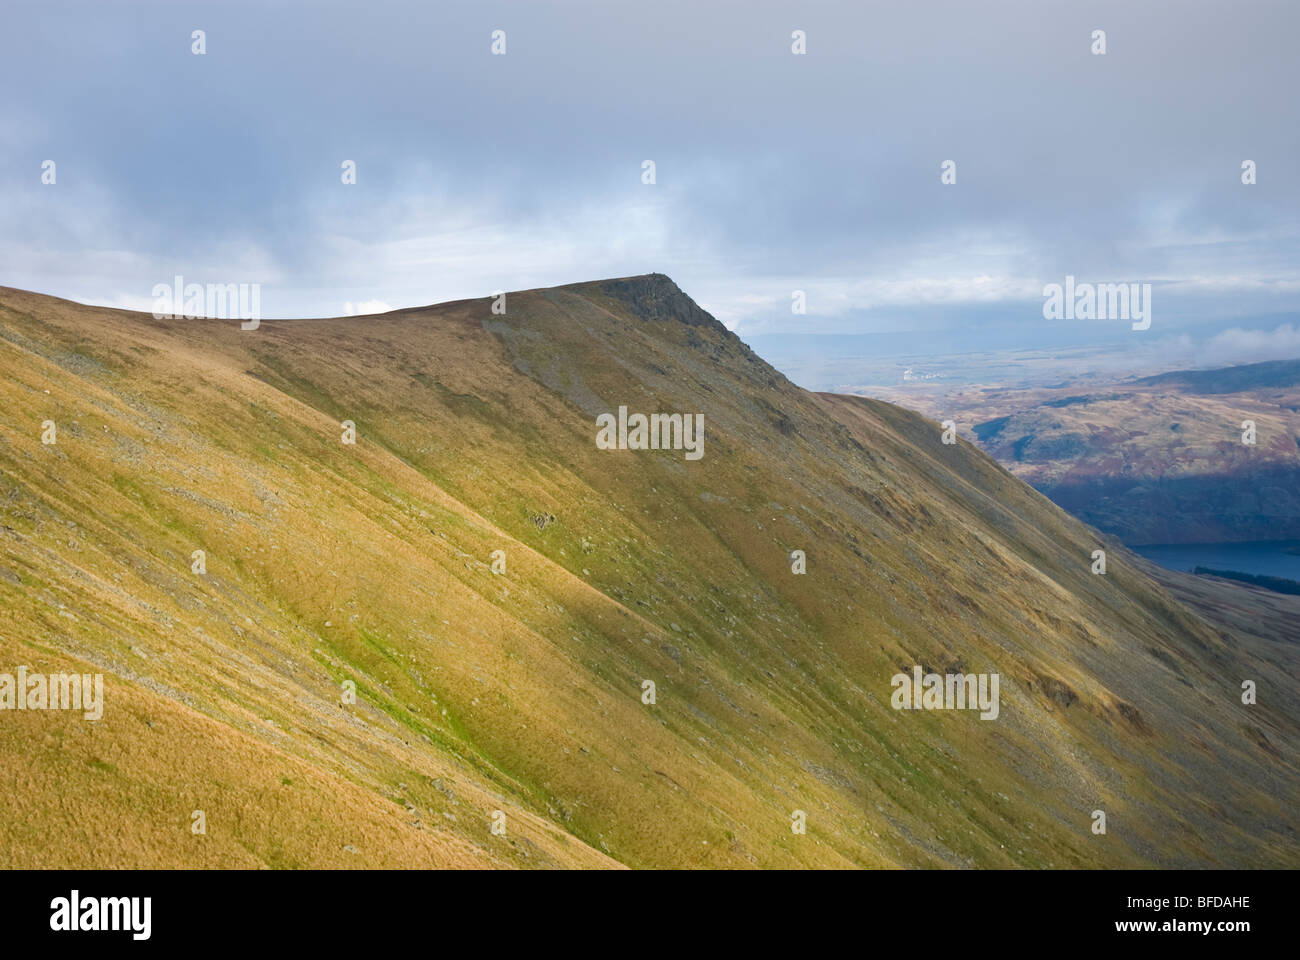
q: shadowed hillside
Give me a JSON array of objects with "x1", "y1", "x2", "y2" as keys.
[{"x1": 1, "y1": 275, "x2": 1296, "y2": 868}]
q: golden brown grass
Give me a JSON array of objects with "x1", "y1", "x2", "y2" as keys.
[{"x1": 0, "y1": 276, "x2": 1296, "y2": 868}]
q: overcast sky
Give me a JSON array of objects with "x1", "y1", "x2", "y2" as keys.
[{"x1": 2, "y1": 0, "x2": 1297, "y2": 377}]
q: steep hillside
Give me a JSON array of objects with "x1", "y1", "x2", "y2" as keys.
[{"x1": 1, "y1": 276, "x2": 1295, "y2": 868}]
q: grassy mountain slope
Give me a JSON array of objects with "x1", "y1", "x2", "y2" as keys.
[{"x1": 1, "y1": 275, "x2": 1295, "y2": 868}]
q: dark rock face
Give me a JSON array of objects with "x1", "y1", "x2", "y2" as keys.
[{"x1": 592, "y1": 274, "x2": 725, "y2": 331}]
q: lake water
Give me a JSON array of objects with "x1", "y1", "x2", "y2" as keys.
[{"x1": 1131, "y1": 540, "x2": 1300, "y2": 580}]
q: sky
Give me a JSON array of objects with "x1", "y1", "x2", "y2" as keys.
[{"x1": 2, "y1": 0, "x2": 1297, "y2": 387}]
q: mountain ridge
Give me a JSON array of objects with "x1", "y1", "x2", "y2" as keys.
[{"x1": 1, "y1": 277, "x2": 1296, "y2": 868}]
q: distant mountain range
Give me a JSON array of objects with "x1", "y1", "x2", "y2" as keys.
[{"x1": 1, "y1": 277, "x2": 1295, "y2": 867}]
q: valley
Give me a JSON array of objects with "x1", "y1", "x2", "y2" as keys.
[{"x1": 864, "y1": 359, "x2": 1300, "y2": 546}]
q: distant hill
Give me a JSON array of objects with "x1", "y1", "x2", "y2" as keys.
[
  {"x1": 1133, "y1": 358, "x2": 1300, "y2": 395},
  {"x1": 2, "y1": 278, "x2": 1295, "y2": 868},
  {"x1": 900, "y1": 357, "x2": 1300, "y2": 544}
]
